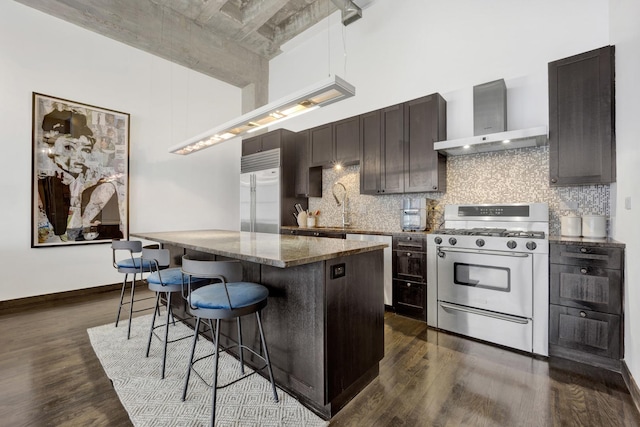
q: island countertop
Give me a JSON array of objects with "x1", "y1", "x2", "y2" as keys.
[{"x1": 131, "y1": 229, "x2": 388, "y2": 268}]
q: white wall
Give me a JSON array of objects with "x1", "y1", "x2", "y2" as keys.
[
  {"x1": 270, "y1": 0, "x2": 609, "y2": 136},
  {"x1": 610, "y1": 0, "x2": 640, "y2": 388},
  {"x1": 0, "y1": 2, "x2": 241, "y2": 301}
]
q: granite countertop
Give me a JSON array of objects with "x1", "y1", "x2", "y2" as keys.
[
  {"x1": 131, "y1": 229, "x2": 388, "y2": 268},
  {"x1": 281, "y1": 225, "x2": 432, "y2": 237},
  {"x1": 549, "y1": 235, "x2": 626, "y2": 248}
]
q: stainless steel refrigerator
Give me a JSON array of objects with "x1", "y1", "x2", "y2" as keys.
[{"x1": 240, "y1": 149, "x2": 282, "y2": 233}]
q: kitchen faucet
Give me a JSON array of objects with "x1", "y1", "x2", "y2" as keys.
[{"x1": 332, "y1": 182, "x2": 350, "y2": 228}]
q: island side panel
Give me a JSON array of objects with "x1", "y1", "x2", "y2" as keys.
[
  {"x1": 260, "y1": 261, "x2": 326, "y2": 407},
  {"x1": 325, "y1": 250, "x2": 385, "y2": 407}
]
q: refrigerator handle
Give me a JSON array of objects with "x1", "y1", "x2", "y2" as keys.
[{"x1": 250, "y1": 173, "x2": 256, "y2": 232}]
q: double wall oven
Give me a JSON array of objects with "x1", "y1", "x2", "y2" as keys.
[{"x1": 427, "y1": 203, "x2": 549, "y2": 356}]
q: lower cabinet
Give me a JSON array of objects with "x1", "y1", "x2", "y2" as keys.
[
  {"x1": 392, "y1": 234, "x2": 427, "y2": 321},
  {"x1": 549, "y1": 241, "x2": 624, "y2": 370},
  {"x1": 392, "y1": 279, "x2": 426, "y2": 320}
]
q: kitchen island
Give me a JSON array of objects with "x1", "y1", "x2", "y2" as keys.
[{"x1": 131, "y1": 229, "x2": 386, "y2": 419}]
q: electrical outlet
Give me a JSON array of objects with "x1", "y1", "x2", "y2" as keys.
[{"x1": 559, "y1": 200, "x2": 578, "y2": 211}]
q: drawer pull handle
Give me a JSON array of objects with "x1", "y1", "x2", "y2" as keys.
[
  {"x1": 406, "y1": 283, "x2": 411, "y2": 287},
  {"x1": 406, "y1": 252, "x2": 412, "y2": 257},
  {"x1": 580, "y1": 311, "x2": 587, "y2": 318},
  {"x1": 580, "y1": 268, "x2": 588, "y2": 274},
  {"x1": 580, "y1": 247, "x2": 588, "y2": 253}
]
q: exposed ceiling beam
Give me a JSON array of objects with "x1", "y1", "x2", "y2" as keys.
[{"x1": 14, "y1": 0, "x2": 267, "y2": 88}]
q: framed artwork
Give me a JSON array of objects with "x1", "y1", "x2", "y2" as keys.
[{"x1": 31, "y1": 93, "x2": 130, "y2": 247}]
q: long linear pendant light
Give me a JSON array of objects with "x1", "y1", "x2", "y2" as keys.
[{"x1": 169, "y1": 75, "x2": 355, "y2": 155}]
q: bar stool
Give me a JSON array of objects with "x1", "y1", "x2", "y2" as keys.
[
  {"x1": 180, "y1": 256, "x2": 278, "y2": 426},
  {"x1": 142, "y1": 247, "x2": 210, "y2": 379},
  {"x1": 111, "y1": 240, "x2": 154, "y2": 339}
]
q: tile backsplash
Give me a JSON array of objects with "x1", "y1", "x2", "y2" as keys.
[{"x1": 308, "y1": 146, "x2": 610, "y2": 236}]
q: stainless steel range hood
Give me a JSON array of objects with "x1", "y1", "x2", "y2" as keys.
[
  {"x1": 434, "y1": 126, "x2": 548, "y2": 156},
  {"x1": 435, "y1": 79, "x2": 548, "y2": 156}
]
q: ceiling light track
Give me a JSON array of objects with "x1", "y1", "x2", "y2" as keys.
[{"x1": 169, "y1": 75, "x2": 355, "y2": 155}]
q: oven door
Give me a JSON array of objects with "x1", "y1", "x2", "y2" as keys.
[{"x1": 436, "y1": 247, "x2": 533, "y2": 318}]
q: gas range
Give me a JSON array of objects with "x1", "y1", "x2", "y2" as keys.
[
  {"x1": 429, "y1": 204, "x2": 549, "y2": 254},
  {"x1": 426, "y1": 203, "x2": 550, "y2": 356}
]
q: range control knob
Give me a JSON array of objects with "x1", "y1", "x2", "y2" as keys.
[
  {"x1": 476, "y1": 239, "x2": 485, "y2": 247},
  {"x1": 448, "y1": 237, "x2": 457, "y2": 246},
  {"x1": 507, "y1": 240, "x2": 517, "y2": 249},
  {"x1": 526, "y1": 241, "x2": 537, "y2": 251},
  {"x1": 434, "y1": 237, "x2": 442, "y2": 245}
]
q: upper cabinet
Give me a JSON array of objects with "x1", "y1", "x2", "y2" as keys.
[
  {"x1": 548, "y1": 45, "x2": 616, "y2": 186},
  {"x1": 360, "y1": 94, "x2": 447, "y2": 195},
  {"x1": 294, "y1": 130, "x2": 322, "y2": 198},
  {"x1": 404, "y1": 94, "x2": 447, "y2": 193},
  {"x1": 309, "y1": 115, "x2": 360, "y2": 168},
  {"x1": 242, "y1": 130, "x2": 283, "y2": 156}
]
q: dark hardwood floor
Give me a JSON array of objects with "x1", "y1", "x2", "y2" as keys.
[{"x1": 1, "y1": 288, "x2": 639, "y2": 426}]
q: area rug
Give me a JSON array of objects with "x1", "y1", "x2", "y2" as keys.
[{"x1": 88, "y1": 314, "x2": 328, "y2": 427}]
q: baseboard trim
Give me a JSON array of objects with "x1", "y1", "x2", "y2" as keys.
[
  {"x1": 622, "y1": 360, "x2": 640, "y2": 415},
  {"x1": 0, "y1": 283, "x2": 122, "y2": 311}
]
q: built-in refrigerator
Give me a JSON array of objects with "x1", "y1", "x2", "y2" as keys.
[{"x1": 240, "y1": 167, "x2": 280, "y2": 233}]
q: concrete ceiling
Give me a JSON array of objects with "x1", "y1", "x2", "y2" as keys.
[{"x1": 14, "y1": 0, "x2": 343, "y2": 106}]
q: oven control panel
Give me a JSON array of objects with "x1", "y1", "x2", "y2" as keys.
[{"x1": 427, "y1": 234, "x2": 548, "y2": 254}]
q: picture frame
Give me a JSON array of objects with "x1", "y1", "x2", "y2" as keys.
[{"x1": 31, "y1": 93, "x2": 130, "y2": 247}]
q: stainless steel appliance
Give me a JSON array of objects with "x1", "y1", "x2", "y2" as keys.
[
  {"x1": 426, "y1": 203, "x2": 549, "y2": 356},
  {"x1": 347, "y1": 233, "x2": 393, "y2": 306},
  {"x1": 240, "y1": 149, "x2": 281, "y2": 233},
  {"x1": 401, "y1": 198, "x2": 427, "y2": 231}
]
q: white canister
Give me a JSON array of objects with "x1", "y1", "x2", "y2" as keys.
[
  {"x1": 560, "y1": 216, "x2": 582, "y2": 237},
  {"x1": 306, "y1": 216, "x2": 316, "y2": 228},
  {"x1": 582, "y1": 215, "x2": 607, "y2": 238},
  {"x1": 296, "y1": 211, "x2": 307, "y2": 227}
]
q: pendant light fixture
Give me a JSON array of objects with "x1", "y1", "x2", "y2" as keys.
[{"x1": 169, "y1": 75, "x2": 355, "y2": 155}]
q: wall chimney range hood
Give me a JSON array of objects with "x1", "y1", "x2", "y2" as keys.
[{"x1": 434, "y1": 79, "x2": 548, "y2": 156}]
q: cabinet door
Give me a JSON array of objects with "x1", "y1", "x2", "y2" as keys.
[
  {"x1": 393, "y1": 279, "x2": 426, "y2": 321},
  {"x1": 333, "y1": 116, "x2": 360, "y2": 166},
  {"x1": 404, "y1": 94, "x2": 447, "y2": 193},
  {"x1": 380, "y1": 104, "x2": 404, "y2": 194},
  {"x1": 550, "y1": 264, "x2": 622, "y2": 314},
  {"x1": 549, "y1": 304, "x2": 621, "y2": 359},
  {"x1": 549, "y1": 45, "x2": 615, "y2": 185},
  {"x1": 242, "y1": 136, "x2": 261, "y2": 156},
  {"x1": 260, "y1": 130, "x2": 282, "y2": 151},
  {"x1": 294, "y1": 130, "x2": 322, "y2": 197},
  {"x1": 309, "y1": 124, "x2": 333, "y2": 167},
  {"x1": 359, "y1": 110, "x2": 382, "y2": 195}
]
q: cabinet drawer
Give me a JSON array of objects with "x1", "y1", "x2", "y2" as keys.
[
  {"x1": 551, "y1": 244, "x2": 622, "y2": 270},
  {"x1": 550, "y1": 264, "x2": 621, "y2": 314},
  {"x1": 393, "y1": 250, "x2": 426, "y2": 283},
  {"x1": 393, "y1": 235, "x2": 427, "y2": 251},
  {"x1": 549, "y1": 304, "x2": 621, "y2": 359},
  {"x1": 393, "y1": 279, "x2": 426, "y2": 320}
]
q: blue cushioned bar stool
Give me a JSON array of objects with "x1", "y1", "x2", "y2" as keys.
[
  {"x1": 111, "y1": 240, "x2": 154, "y2": 339},
  {"x1": 180, "y1": 256, "x2": 278, "y2": 426},
  {"x1": 142, "y1": 248, "x2": 210, "y2": 379}
]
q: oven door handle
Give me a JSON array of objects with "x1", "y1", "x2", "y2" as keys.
[
  {"x1": 438, "y1": 247, "x2": 531, "y2": 258},
  {"x1": 439, "y1": 302, "x2": 530, "y2": 324}
]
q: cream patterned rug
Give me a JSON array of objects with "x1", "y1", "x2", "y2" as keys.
[{"x1": 88, "y1": 314, "x2": 328, "y2": 427}]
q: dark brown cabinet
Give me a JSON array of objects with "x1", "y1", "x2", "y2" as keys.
[
  {"x1": 360, "y1": 94, "x2": 446, "y2": 195},
  {"x1": 548, "y1": 45, "x2": 616, "y2": 186},
  {"x1": 404, "y1": 94, "x2": 447, "y2": 193},
  {"x1": 241, "y1": 129, "x2": 283, "y2": 156},
  {"x1": 309, "y1": 116, "x2": 360, "y2": 168},
  {"x1": 294, "y1": 130, "x2": 322, "y2": 197},
  {"x1": 392, "y1": 234, "x2": 427, "y2": 321},
  {"x1": 549, "y1": 241, "x2": 624, "y2": 370}
]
